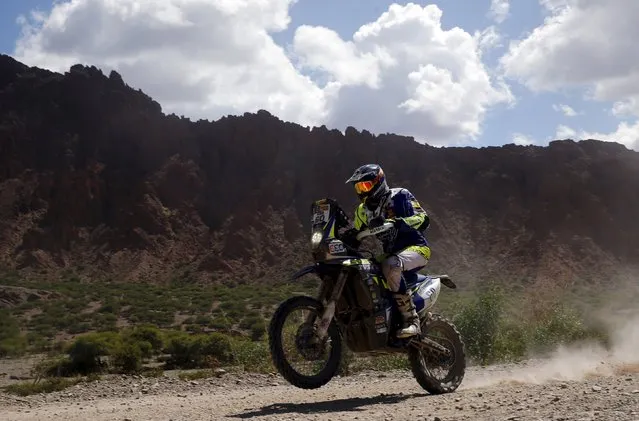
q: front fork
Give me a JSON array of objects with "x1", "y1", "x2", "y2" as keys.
[{"x1": 308, "y1": 269, "x2": 348, "y2": 341}]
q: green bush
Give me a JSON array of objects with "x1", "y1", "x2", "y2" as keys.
[
  {"x1": 209, "y1": 317, "x2": 231, "y2": 330},
  {"x1": 62, "y1": 331, "x2": 150, "y2": 375},
  {"x1": 0, "y1": 310, "x2": 27, "y2": 357},
  {"x1": 4, "y1": 377, "x2": 81, "y2": 396},
  {"x1": 526, "y1": 303, "x2": 598, "y2": 352},
  {"x1": 66, "y1": 333, "x2": 115, "y2": 374},
  {"x1": 453, "y1": 285, "x2": 505, "y2": 365},
  {"x1": 249, "y1": 320, "x2": 266, "y2": 341},
  {"x1": 449, "y1": 285, "x2": 609, "y2": 364},
  {"x1": 230, "y1": 338, "x2": 272, "y2": 373},
  {"x1": 32, "y1": 355, "x2": 74, "y2": 378},
  {"x1": 165, "y1": 332, "x2": 234, "y2": 369},
  {"x1": 111, "y1": 341, "x2": 144, "y2": 373},
  {"x1": 123, "y1": 325, "x2": 165, "y2": 356}
]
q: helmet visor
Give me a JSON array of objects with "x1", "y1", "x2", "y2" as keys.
[{"x1": 354, "y1": 180, "x2": 375, "y2": 194}]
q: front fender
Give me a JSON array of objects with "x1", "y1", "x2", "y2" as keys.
[{"x1": 290, "y1": 264, "x2": 318, "y2": 281}]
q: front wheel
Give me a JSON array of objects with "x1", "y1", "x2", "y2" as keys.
[
  {"x1": 408, "y1": 314, "x2": 466, "y2": 394},
  {"x1": 268, "y1": 295, "x2": 343, "y2": 389}
]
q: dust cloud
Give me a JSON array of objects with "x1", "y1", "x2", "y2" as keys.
[{"x1": 464, "y1": 311, "x2": 639, "y2": 389}]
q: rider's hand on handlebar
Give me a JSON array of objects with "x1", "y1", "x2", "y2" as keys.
[{"x1": 340, "y1": 228, "x2": 360, "y2": 248}]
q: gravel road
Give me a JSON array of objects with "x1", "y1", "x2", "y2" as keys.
[
  {"x1": 2, "y1": 355, "x2": 638, "y2": 421},
  {"x1": 3, "y1": 316, "x2": 638, "y2": 420}
]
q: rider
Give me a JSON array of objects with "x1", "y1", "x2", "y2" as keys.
[{"x1": 344, "y1": 164, "x2": 431, "y2": 339}]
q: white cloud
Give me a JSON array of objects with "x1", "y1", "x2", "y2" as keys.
[
  {"x1": 501, "y1": 0, "x2": 639, "y2": 151},
  {"x1": 14, "y1": 0, "x2": 327, "y2": 127},
  {"x1": 552, "y1": 103, "x2": 578, "y2": 117},
  {"x1": 611, "y1": 99, "x2": 639, "y2": 118},
  {"x1": 293, "y1": 3, "x2": 514, "y2": 145},
  {"x1": 577, "y1": 123, "x2": 639, "y2": 150},
  {"x1": 12, "y1": 1, "x2": 513, "y2": 146},
  {"x1": 500, "y1": 0, "x2": 639, "y2": 105},
  {"x1": 555, "y1": 124, "x2": 577, "y2": 139},
  {"x1": 488, "y1": 0, "x2": 510, "y2": 24},
  {"x1": 475, "y1": 25, "x2": 503, "y2": 52},
  {"x1": 512, "y1": 132, "x2": 535, "y2": 145},
  {"x1": 539, "y1": 0, "x2": 574, "y2": 13},
  {"x1": 552, "y1": 122, "x2": 639, "y2": 149}
]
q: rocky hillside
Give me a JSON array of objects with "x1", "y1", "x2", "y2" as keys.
[{"x1": 1, "y1": 54, "x2": 638, "y2": 288}]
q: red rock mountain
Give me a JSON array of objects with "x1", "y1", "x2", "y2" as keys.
[{"x1": 1, "y1": 54, "x2": 638, "y2": 288}]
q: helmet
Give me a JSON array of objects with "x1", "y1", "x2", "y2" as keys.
[{"x1": 345, "y1": 164, "x2": 390, "y2": 209}]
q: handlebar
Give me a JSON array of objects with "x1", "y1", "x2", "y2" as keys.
[{"x1": 355, "y1": 222, "x2": 395, "y2": 242}]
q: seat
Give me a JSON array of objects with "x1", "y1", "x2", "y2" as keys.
[
  {"x1": 403, "y1": 266, "x2": 428, "y2": 289},
  {"x1": 403, "y1": 267, "x2": 456, "y2": 289}
]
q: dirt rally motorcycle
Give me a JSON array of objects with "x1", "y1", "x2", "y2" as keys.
[{"x1": 268, "y1": 198, "x2": 466, "y2": 394}]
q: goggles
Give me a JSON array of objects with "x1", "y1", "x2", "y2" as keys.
[{"x1": 354, "y1": 180, "x2": 376, "y2": 194}]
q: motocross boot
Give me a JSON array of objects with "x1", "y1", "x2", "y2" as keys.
[{"x1": 393, "y1": 292, "x2": 421, "y2": 338}]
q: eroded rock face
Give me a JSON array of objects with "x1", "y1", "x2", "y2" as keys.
[
  {"x1": 0, "y1": 285, "x2": 61, "y2": 308},
  {"x1": 1, "y1": 54, "x2": 639, "y2": 286}
]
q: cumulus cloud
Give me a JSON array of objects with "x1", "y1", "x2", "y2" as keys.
[
  {"x1": 475, "y1": 25, "x2": 503, "y2": 52},
  {"x1": 512, "y1": 132, "x2": 535, "y2": 145},
  {"x1": 488, "y1": 0, "x2": 510, "y2": 23},
  {"x1": 552, "y1": 104, "x2": 578, "y2": 117},
  {"x1": 14, "y1": 0, "x2": 327, "y2": 127},
  {"x1": 500, "y1": 0, "x2": 639, "y2": 101},
  {"x1": 555, "y1": 124, "x2": 577, "y2": 139},
  {"x1": 12, "y1": 0, "x2": 512, "y2": 146},
  {"x1": 611, "y1": 99, "x2": 639, "y2": 118},
  {"x1": 501, "y1": 0, "x2": 639, "y2": 151},
  {"x1": 293, "y1": 3, "x2": 513, "y2": 145},
  {"x1": 557, "y1": 123, "x2": 639, "y2": 150}
]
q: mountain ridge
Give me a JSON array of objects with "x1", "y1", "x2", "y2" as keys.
[{"x1": 1, "y1": 54, "x2": 638, "y2": 289}]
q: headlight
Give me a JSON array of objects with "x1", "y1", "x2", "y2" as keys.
[{"x1": 311, "y1": 231, "x2": 323, "y2": 247}]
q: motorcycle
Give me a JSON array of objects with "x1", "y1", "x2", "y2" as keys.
[{"x1": 268, "y1": 198, "x2": 466, "y2": 394}]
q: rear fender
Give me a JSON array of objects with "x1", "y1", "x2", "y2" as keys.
[{"x1": 437, "y1": 275, "x2": 457, "y2": 289}]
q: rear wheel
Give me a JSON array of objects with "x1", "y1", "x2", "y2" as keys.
[
  {"x1": 408, "y1": 314, "x2": 466, "y2": 394},
  {"x1": 268, "y1": 295, "x2": 343, "y2": 389}
]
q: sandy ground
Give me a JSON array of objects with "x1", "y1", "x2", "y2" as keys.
[{"x1": 1, "y1": 356, "x2": 638, "y2": 421}]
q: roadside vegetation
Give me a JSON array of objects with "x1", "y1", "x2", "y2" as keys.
[{"x1": 0, "y1": 270, "x2": 612, "y2": 395}]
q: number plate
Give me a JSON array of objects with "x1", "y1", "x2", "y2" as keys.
[
  {"x1": 312, "y1": 204, "x2": 330, "y2": 225},
  {"x1": 328, "y1": 241, "x2": 346, "y2": 254}
]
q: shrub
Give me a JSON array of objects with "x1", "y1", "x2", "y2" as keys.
[
  {"x1": 0, "y1": 335, "x2": 28, "y2": 358},
  {"x1": 4, "y1": 378, "x2": 81, "y2": 396},
  {"x1": 453, "y1": 285, "x2": 505, "y2": 365},
  {"x1": 111, "y1": 341, "x2": 144, "y2": 373},
  {"x1": 249, "y1": 320, "x2": 266, "y2": 341},
  {"x1": 123, "y1": 325, "x2": 165, "y2": 356},
  {"x1": 66, "y1": 333, "x2": 115, "y2": 374},
  {"x1": 525, "y1": 303, "x2": 596, "y2": 353},
  {"x1": 230, "y1": 338, "x2": 272, "y2": 373},
  {"x1": 0, "y1": 311, "x2": 27, "y2": 357},
  {"x1": 32, "y1": 355, "x2": 74, "y2": 378},
  {"x1": 165, "y1": 332, "x2": 234, "y2": 369}
]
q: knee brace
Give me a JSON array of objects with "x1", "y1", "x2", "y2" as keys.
[{"x1": 382, "y1": 255, "x2": 405, "y2": 293}]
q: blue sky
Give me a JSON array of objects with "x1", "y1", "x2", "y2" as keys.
[{"x1": 0, "y1": 0, "x2": 634, "y2": 149}]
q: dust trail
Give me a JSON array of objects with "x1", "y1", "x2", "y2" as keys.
[{"x1": 464, "y1": 313, "x2": 639, "y2": 389}]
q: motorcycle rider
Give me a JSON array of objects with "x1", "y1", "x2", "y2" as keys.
[{"x1": 344, "y1": 164, "x2": 431, "y2": 339}]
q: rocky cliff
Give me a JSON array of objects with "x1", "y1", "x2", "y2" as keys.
[{"x1": 1, "y1": 54, "x2": 638, "y2": 288}]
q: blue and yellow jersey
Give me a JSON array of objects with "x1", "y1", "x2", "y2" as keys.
[{"x1": 353, "y1": 187, "x2": 429, "y2": 254}]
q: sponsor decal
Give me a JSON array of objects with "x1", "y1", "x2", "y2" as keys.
[
  {"x1": 369, "y1": 225, "x2": 386, "y2": 234},
  {"x1": 328, "y1": 241, "x2": 346, "y2": 254}
]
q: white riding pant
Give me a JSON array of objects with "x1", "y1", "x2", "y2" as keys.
[{"x1": 381, "y1": 249, "x2": 429, "y2": 293}]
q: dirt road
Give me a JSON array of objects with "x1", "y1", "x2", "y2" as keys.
[{"x1": 2, "y1": 356, "x2": 638, "y2": 421}]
